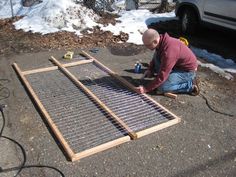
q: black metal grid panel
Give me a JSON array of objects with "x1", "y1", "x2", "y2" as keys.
[
  {"x1": 68, "y1": 63, "x2": 175, "y2": 132},
  {"x1": 26, "y1": 69, "x2": 128, "y2": 153}
]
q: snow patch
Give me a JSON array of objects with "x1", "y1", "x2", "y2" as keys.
[
  {"x1": 192, "y1": 47, "x2": 236, "y2": 74},
  {"x1": 101, "y1": 10, "x2": 176, "y2": 44},
  {"x1": 191, "y1": 47, "x2": 236, "y2": 79},
  {"x1": 197, "y1": 60, "x2": 234, "y2": 80},
  {"x1": 11, "y1": 0, "x2": 99, "y2": 35}
]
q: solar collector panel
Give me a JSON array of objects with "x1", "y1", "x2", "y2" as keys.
[
  {"x1": 13, "y1": 53, "x2": 180, "y2": 161},
  {"x1": 69, "y1": 63, "x2": 173, "y2": 132},
  {"x1": 26, "y1": 69, "x2": 128, "y2": 153}
]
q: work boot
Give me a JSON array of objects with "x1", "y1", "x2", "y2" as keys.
[{"x1": 190, "y1": 77, "x2": 200, "y2": 96}]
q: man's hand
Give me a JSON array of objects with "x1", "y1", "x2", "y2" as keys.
[{"x1": 135, "y1": 86, "x2": 147, "y2": 94}]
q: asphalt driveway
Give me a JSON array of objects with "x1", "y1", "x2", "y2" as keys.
[{"x1": 0, "y1": 46, "x2": 236, "y2": 177}]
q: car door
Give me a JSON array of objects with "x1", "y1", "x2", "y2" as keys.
[{"x1": 202, "y1": 0, "x2": 236, "y2": 30}]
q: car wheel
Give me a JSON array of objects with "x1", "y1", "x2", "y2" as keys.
[{"x1": 181, "y1": 8, "x2": 198, "y2": 34}]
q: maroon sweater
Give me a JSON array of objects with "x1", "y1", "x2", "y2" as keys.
[{"x1": 146, "y1": 33, "x2": 198, "y2": 92}]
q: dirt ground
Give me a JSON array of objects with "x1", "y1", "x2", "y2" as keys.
[
  {"x1": 0, "y1": 14, "x2": 128, "y2": 56},
  {"x1": 0, "y1": 12, "x2": 236, "y2": 177}
]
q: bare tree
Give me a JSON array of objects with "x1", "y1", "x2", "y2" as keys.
[
  {"x1": 82, "y1": 0, "x2": 115, "y2": 12},
  {"x1": 22, "y1": 0, "x2": 42, "y2": 7},
  {"x1": 159, "y1": 0, "x2": 169, "y2": 13},
  {"x1": 125, "y1": 0, "x2": 139, "y2": 10},
  {"x1": 83, "y1": 0, "x2": 96, "y2": 10}
]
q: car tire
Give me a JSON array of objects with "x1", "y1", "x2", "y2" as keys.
[{"x1": 181, "y1": 8, "x2": 198, "y2": 34}]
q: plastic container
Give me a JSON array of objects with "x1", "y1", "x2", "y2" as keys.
[{"x1": 134, "y1": 62, "x2": 142, "y2": 73}]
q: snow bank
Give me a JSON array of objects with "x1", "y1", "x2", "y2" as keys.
[
  {"x1": 100, "y1": 10, "x2": 176, "y2": 44},
  {"x1": 191, "y1": 47, "x2": 236, "y2": 80},
  {"x1": 192, "y1": 47, "x2": 236, "y2": 74},
  {"x1": 1, "y1": 0, "x2": 99, "y2": 35},
  {"x1": 197, "y1": 60, "x2": 234, "y2": 80}
]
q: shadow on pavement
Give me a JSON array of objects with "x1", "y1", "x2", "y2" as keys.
[{"x1": 170, "y1": 150, "x2": 236, "y2": 177}]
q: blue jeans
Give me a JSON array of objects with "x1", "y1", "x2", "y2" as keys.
[
  {"x1": 153, "y1": 53, "x2": 195, "y2": 93},
  {"x1": 157, "y1": 71, "x2": 196, "y2": 93}
]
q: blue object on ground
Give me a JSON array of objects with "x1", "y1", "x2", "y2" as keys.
[
  {"x1": 90, "y1": 48, "x2": 99, "y2": 53},
  {"x1": 135, "y1": 62, "x2": 142, "y2": 73}
]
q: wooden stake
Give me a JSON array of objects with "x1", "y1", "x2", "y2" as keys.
[{"x1": 164, "y1": 92, "x2": 177, "y2": 99}]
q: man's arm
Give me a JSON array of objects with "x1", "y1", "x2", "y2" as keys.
[
  {"x1": 142, "y1": 51, "x2": 157, "y2": 79},
  {"x1": 147, "y1": 60, "x2": 154, "y2": 72},
  {"x1": 145, "y1": 54, "x2": 176, "y2": 93},
  {"x1": 135, "y1": 64, "x2": 173, "y2": 94}
]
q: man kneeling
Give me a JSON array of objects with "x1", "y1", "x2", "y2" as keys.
[{"x1": 135, "y1": 29, "x2": 200, "y2": 96}]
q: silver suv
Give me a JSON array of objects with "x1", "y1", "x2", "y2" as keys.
[{"x1": 175, "y1": 0, "x2": 236, "y2": 34}]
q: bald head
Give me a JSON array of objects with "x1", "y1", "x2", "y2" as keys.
[{"x1": 142, "y1": 29, "x2": 160, "y2": 50}]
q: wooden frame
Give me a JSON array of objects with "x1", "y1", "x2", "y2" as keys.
[
  {"x1": 12, "y1": 63, "x2": 75, "y2": 161},
  {"x1": 13, "y1": 52, "x2": 180, "y2": 161},
  {"x1": 80, "y1": 51, "x2": 181, "y2": 138},
  {"x1": 13, "y1": 62, "x2": 131, "y2": 162},
  {"x1": 50, "y1": 56, "x2": 137, "y2": 140}
]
